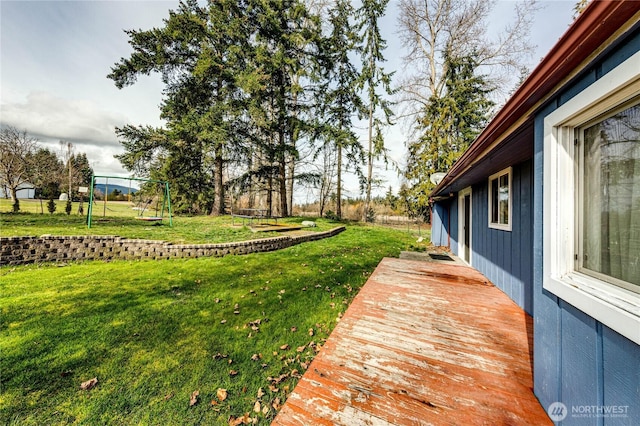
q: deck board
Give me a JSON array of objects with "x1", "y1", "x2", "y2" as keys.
[{"x1": 273, "y1": 257, "x2": 551, "y2": 426}]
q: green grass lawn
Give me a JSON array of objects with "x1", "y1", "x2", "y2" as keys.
[
  {"x1": 0, "y1": 199, "x2": 339, "y2": 244},
  {"x1": 0, "y1": 214, "x2": 430, "y2": 425}
]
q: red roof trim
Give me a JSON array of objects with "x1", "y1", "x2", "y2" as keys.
[{"x1": 432, "y1": 1, "x2": 640, "y2": 196}]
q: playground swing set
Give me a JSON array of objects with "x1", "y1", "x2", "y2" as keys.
[{"x1": 87, "y1": 175, "x2": 173, "y2": 229}]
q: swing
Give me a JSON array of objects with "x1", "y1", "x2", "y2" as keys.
[
  {"x1": 87, "y1": 175, "x2": 172, "y2": 229},
  {"x1": 134, "y1": 183, "x2": 164, "y2": 222}
]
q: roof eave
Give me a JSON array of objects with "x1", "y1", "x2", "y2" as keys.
[{"x1": 431, "y1": 1, "x2": 640, "y2": 197}]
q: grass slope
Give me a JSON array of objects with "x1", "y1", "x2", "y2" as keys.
[{"x1": 0, "y1": 224, "x2": 426, "y2": 425}]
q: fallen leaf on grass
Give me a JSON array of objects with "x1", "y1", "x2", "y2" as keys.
[
  {"x1": 190, "y1": 390, "x2": 199, "y2": 407},
  {"x1": 257, "y1": 387, "x2": 264, "y2": 398},
  {"x1": 290, "y1": 326, "x2": 297, "y2": 332},
  {"x1": 272, "y1": 397, "x2": 282, "y2": 410},
  {"x1": 296, "y1": 345, "x2": 306, "y2": 353},
  {"x1": 262, "y1": 405, "x2": 270, "y2": 415},
  {"x1": 229, "y1": 417, "x2": 243, "y2": 426},
  {"x1": 253, "y1": 400, "x2": 261, "y2": 413},
  {"x1": 229, "y1": 413, "x2": 253, "y2": 425},
  {"x1": 217, "y1": 388, "x2": 228, "y2": 401},
  {"x1": 308, "y1": 328, "x2": 314, "y2": 336},
  {"x1": 80, "y1": 377, "x2": 98, "y2": 390},
  {"x1": 229, "y1": 370, "x2": 239, "y2": 376},
  {"x1": 279, "y1": 344, "x2": 289, "y2": 350}
]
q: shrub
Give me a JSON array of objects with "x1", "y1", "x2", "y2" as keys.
[
  {"x1": 324, "y1": 210, "x2": 340, "y2": 221},
  {"x1": 365, "y1": 207, "x2": 375, "y2": 223},
  {"x1": 47, "y1": 198, "x2": 56, "y2": 214}
]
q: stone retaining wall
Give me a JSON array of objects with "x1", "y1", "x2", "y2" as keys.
[{"x1": 0, "y1": 227, "x2": 345, "y2": 266}]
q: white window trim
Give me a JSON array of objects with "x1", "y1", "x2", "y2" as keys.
[
  {"x1": 488, "y1": 167, "x2": 512, "y2": 231},
  {"x1": 543, "y1": 50, "x2": 640, "y2": 345},
  {"x1": 458, "y1": 186, "x2": 472, "y2": 265}
]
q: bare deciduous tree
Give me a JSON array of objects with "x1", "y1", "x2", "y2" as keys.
[
  {"x1": 0, "y1": 126, "x2": 38, "y2": 210},
  {"x1": 397, "y1": 0, "x2": 538, "y2": 115}
]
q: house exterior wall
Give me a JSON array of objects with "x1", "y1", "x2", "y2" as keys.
[
  {"x1": 430, "y1": 20, "x2": 640, "y2": 424},
  {"x1": 471, "y1": 160, "x2": 534, "y2": 315},
  {"x1": 430, "y1": 160, "x2": 533, "y2": 315},
  {"x1": 430, "y1": 197, "x2": 458, "y2": 251},
  {"x1": 532, "y1": 28, "x2": 640, "y2": 424}
]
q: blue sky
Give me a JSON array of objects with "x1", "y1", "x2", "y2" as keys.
[{"x1": 0, "y1": 0, "x2": 576, "y2": 196}]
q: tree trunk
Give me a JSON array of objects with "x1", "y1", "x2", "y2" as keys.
[
  {"x1": 278, "y1": 127, "x2": 288, "y2": 217},
  {"x1": 287, "y1": 157, "x2": 294, "y2": 216},
  {"x1": 211, "y1": 148, "x2": 225, "y2": 216},
  {"x1": 336, "y1": 144, "x2": 342, "y2": 219},
  {"x1": 267, "y1": 175, "x2": 273, "y2": 217},
  {"x1": 279, "y1": 159, "x2": 288, "y2": 217},
  {"x1": 363, "y1": 101, "x2": 374, "y2": 222}
]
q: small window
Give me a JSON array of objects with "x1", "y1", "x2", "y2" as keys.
[{"x1": 488, "y1": 167, "x2": 512, "y2": 231}]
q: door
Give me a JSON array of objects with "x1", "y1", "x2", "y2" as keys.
[
  {"x1": 464, "y1": 194, "x2": 471, "y2": 262},
  {"x1": 459, "y1": 187, "x2": 472, "y2": 264}
]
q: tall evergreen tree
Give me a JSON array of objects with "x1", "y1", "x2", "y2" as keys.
[
  {"x1": 356, "y1": 0, "x2": 395, "y2": 222},
  {"x1": 109, "y1": 0, "x2": 249, "y2": 214},
  {"x1": 317, "y1": 0, "x2": 364, "y2": 219},
  {"x1": 243, "y1": 0, "x2": 321, "y2": 217},
  {"x1": 405, "y1": 52, "x2": 494, "y2": 213}
]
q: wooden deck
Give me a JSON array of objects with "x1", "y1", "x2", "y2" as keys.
[{"x1": 273, "y1": 257, "x2": 551, "y2": 426}]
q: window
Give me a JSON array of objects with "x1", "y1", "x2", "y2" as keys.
[
  {"x1": 578, "y1": 103, "x2": 640, "y2": 293},
  {"x1": 488, "y1": 167, "x2": 512, "y2": 231},
  {"x1": 543, "y1": 50, "x2": 640, "y2": 345}
]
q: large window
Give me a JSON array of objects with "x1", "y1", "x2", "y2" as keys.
[
  {"x1": 543, "y1": 50, "x2": 640, "y2": 345},
  {"x1": 578, "y1": 103, "x2": 640, "y2": 292},
  {"x1": 488, "y1": 167, "x2": 512, "y2": 231}
]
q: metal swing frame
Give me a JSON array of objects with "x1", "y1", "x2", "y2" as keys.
[{"x1": 87, "y1": 175, "x2": 173, "y2": 229}]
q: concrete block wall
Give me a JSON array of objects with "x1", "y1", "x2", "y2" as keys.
[{"x1": 0, "y1": 226, "x2": 345, "y2": 266}]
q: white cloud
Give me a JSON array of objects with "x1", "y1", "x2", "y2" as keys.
[{"x1": 1, "y1": 91, "x2": 128, "y2": 148}]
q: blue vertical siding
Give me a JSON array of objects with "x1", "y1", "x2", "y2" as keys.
[
  {"x1": 602, "y1": 326, "x2": 640, "y2": 425},
  {"x1": 430, "y1": 202, "x2": 449, "y2": 247},
  {"x1": 449, "y1": 197, "x2": 458, "y2": 256},
  {"x1": 532, "y1": 27, "x2": 640, "y2": 423},
  {"x1": 430, "y1": 197, "x2": 458, "y2": 254},
  {"x1": 469, "y1": 160, "x2": 534, "y2": 314},
  {"x1": 560, "y1": 302, "x2": 600, "y2": 426}
]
